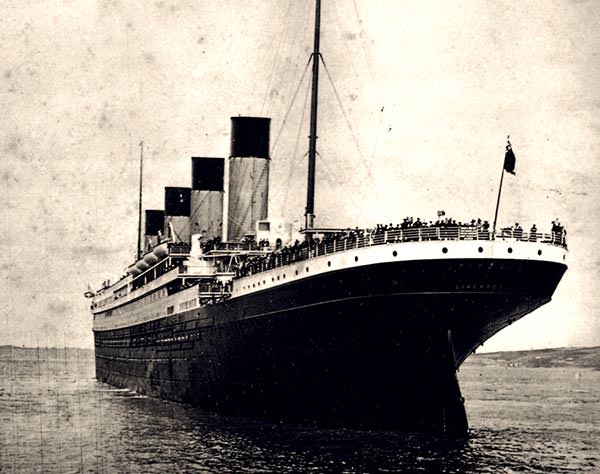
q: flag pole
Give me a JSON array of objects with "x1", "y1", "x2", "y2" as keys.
[
  {"x1": 492, "y1": 163, "x2": 505, "y2": 238},
  {"x1": 492, "y1": 135, "x2": 513, "y2": 238}
]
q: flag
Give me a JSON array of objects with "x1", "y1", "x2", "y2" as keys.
[
  {"x1": 437, "y1": 210, "x2": 445, "y2": 217},
  {"x1": 504, "y1": 138, "x2": 516, "y2": 175}
]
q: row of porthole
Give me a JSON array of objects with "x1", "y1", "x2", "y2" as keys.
[
  {"x1": 390, "y1": 247, "x2": 544, "y2": 256},
  {"x1": 240, "y1": 256, "x2": 364, "y2": 291},
  {"x1": 242, "y1": 273, "x2": 286, "y2": 291}
]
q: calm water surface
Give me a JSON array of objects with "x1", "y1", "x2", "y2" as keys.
[{"x1": 0, "y1": 351, "x2": 598, "y2": 473}]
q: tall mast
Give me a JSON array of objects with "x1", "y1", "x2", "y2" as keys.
[
  {"x1": 136, "y1": 140, "x2": 144, "y2": 260},
  {"x1": 305, "y1": 0, "x2": 321, "y2": 232}
]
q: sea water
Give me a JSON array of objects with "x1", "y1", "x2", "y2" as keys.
[{"x1": 0, "y1": 349, "x2": 598, "y2": 473}]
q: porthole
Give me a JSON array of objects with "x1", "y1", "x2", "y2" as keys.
[
  {"x1": 306, "y1": 267, "x2": 309, "y2": 272},
  {"x1": 508, "y1": 247, "x2": 513, "y2": 254},
  {"x1": 392, "y1": 251, "x2": 397, "y2": 257},
  {"x1": 354, "y1": 256, "x2": 359, "y2": 262},
  {"x1": 263, "y1": 280, "x2": 266, "y2": 285},
  {"x1": 563, "y1": 255, "x2": 566, "y2": 261},
  {"x1": 283, "y1": 274, "x2": 286, "y2": 279},
  {"x1": 277, "y1": 275, "x2": 280, "y2": 280},
  {"x1": 295, "y1": 270, "x2": 298, "y2": 275},
  {"x1": 478, "y1": 247, "x2": 483, "y2": 253},
  {"x1": 327, "y1": 261, "x2": 331, "y2": 267},
  {"x1": 537, "y1": 250, "x2": 542, "y2": 256},
  {"x1": 272, "y1": 277, "x2": 274, "y2": 282},
  {"x1": 442, "y1": 247, "x2": 448, "y2": 254}
]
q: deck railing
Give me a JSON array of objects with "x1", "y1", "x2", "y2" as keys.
[
  {"x1": 168, "y1": 243, "x2": 192, "y2": 255},
  {"x1": 235, "y1": 226, "x2": 567, "y2": 278}
]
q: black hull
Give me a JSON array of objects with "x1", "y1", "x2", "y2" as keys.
[{"x1": 94, "y1": 258, "x2": 566, "y2": 435}]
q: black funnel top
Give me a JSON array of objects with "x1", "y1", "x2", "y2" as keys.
[
  {"x1": 145, "y1": 210, "x2": 164, "y2": 235},
  {"x1": 230, "y1": 117, "x2": 271, "y2": 158},
  {"x1": 164, "y1": 187, "x2": 191, "y2": 216},
  {"x1": 191, "y1": 157, "x2": 224, "y2": 191}
]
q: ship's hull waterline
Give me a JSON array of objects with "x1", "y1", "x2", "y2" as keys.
[{"x1": 94, "y1": 255, "x2": 566, "y2": 435}]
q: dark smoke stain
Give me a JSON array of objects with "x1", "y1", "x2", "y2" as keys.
[
  {"x1": 144, "y1": 52, "x2": 156, "y2": 64},
  {"x1": 155, "y1": 1, "x2": 178, "y2": 13},
  {"x1": 9, "y1": 273, "x2": 23, "y2": 285},
  {"x1": 98, "y1": 112, "x2": 111, "y2": 129},
  {"x1": 5, "y1": 135, "x2": 23, "y2": 155},
  {"x1": 68, "y1": 244, "x2": 121, "y2": 258},
  {"x1": 38, "y1": 199, "x2": 50, "y2": 216},
  {"x1": 99, "y1": 0, "x2": 121, "y2": 11},
  {"x1": 343, "y1": 32, "x2": 357, "y2": 41}
]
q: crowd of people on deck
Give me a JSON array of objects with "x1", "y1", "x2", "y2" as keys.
[
  {"x1": 551, "y1": 220, "x2": 567, "y2": 245},
  {"x1": 200, "y1": 236, "x2": 222, "y2": 253},
  {"x1": 365, "y1": 217, "x2": 495, "y2": 243},
  {"x1": 232, "y1": 217, "x2": 567, "y2": 278}
]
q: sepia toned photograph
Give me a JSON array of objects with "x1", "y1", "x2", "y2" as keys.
[{"x1": 1, "y1": 1, "x2": 598, "y2": 472}]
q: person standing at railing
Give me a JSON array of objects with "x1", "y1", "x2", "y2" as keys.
[
  {"x1": 529, "y1": 224, "x2": 538, "y2": 242},
  {"x1": 478, "y1": 220, "x2": 490, "y2": 240},
  {"x1": 551, "y1": 220, "x2": 560, "y2": 244},
  {"x1": 514, "y1": 223, "x2": 523, "y2": 240},
  {"x1": 552, "y1": 219, "x2": 567, "y2": 245}
]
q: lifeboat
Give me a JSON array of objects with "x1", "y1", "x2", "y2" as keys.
[
  {"x1": 153, "y1": 243, "x2": 168, "y2": 259},
  {"x1": 143, "y1": 252, "x2": 159, "y2": 265},
  {"x1": 127, "y1": 264, "x2": 141, "y2": 277},
  {"x1": 136, "y1": 260, "x2": 150, "y2": 272}
]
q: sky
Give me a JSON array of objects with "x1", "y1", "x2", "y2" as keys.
[{"x1": 1, "y1": 0, "x2": 599, "y2": 351}]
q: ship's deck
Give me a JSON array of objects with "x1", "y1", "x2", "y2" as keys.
[{"x1": 233, "y1": 225, "x2": 567, "y2": 278}]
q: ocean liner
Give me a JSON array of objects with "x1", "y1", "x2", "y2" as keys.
[{"x1": 88, "y1": 1, "x2": 567, "y2": 435}]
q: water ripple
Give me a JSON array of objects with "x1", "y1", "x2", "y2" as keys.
[{"x1": 0, "y1": 356, "x2": 598, "y2": 473}]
